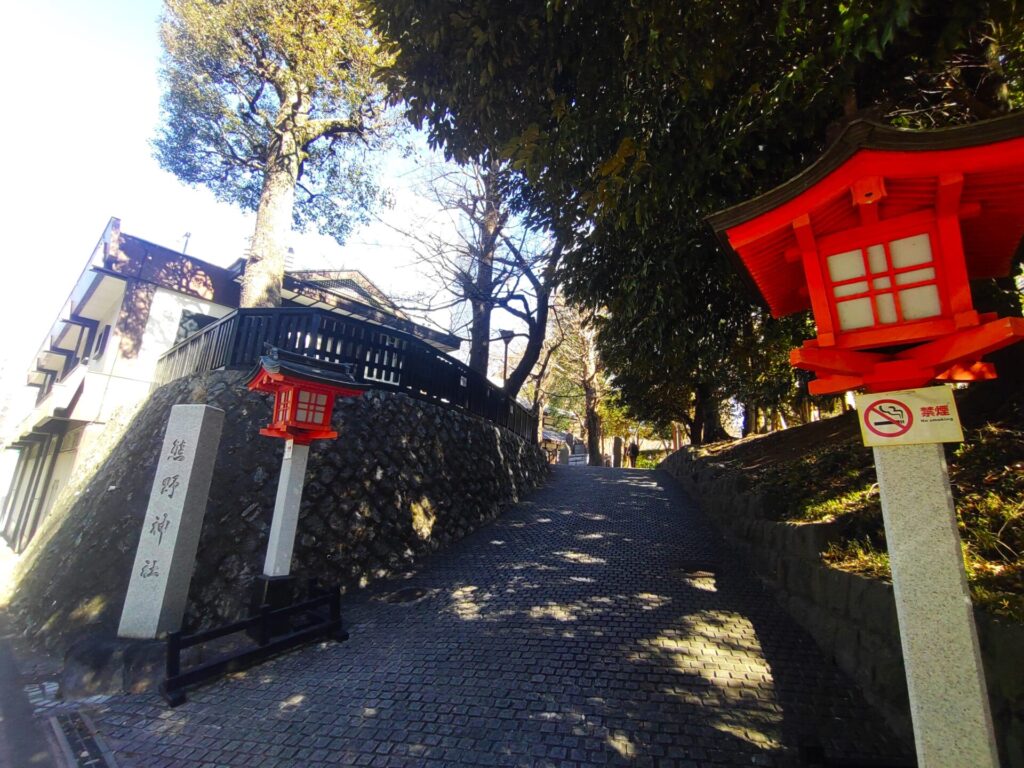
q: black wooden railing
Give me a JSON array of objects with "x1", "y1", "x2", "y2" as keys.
[
  {"x1": 154, "y1": 307, "x2": 538, "y2": 440},
  {"x1": 162, "y1": 588, "x2": 344, "y2": 706}
]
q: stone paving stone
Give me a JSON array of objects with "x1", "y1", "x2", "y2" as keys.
[{"x1": 91, "y1": 467, "x2": 910, "y2": 767}]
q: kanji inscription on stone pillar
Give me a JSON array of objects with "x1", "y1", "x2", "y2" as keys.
[{"x1": 118, "y1": 404, "x2": 224, "y2": 639}]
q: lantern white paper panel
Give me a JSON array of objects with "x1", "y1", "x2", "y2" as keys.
[
  {"x1": 827, "y1": 250, "x2": 866, "y2": 281},
  {"x1": 890, "y1": 234, "x2": 932, "y2": 268},
  {"x1": 900, "y1": 285, "x2": 943, "y2": 320},
  {"x1": 837, "y1": 298, "x2": 875, "y2": 330}
]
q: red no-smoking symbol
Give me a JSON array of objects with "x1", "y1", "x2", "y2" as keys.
[{"x1": 864, "y1": 399, "x2": 914, "y2": 438}]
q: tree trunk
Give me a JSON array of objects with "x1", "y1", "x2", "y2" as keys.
[
  {"x1": 771, "y1": 409, "x2": 788, "y2": 431},
  {"x1": 467, "y1": 242, "x2": 494, "y2": 376},
  {"x1": 742, "y1": 403, "x2": 755, "y2": 437},
  {"x1": 503, "y1": 255, "x2": 557, "y2": 397},
  {"x1": 534, "y1": 397, "x2": 546, "y2": 444},
  {"x1": 696, "y1": 384, "x2": 730, "y2": 443},
  {"x1": 584, "y1": 380, "x2": 602, "y2": 466},
  {"x1": 467, "y1": 168, "x2": 503, "y2": 377},
  {"x1": 241, "y1": 135, "x2": 299, "y2": 308},
  {"x1": 689, "y1": 397, "x2": 705, "y2": 448}
]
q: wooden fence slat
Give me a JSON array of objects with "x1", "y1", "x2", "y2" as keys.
[{"x1": 154, "y1": 307, "x2": 536, "y2": 440}]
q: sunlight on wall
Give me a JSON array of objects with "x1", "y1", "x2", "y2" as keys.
[
  {"x1": 69, "y1": 595, "x2": 108, "y2": 623},
  {"x1": 410, "y1": 497, "x2": 436, "y2": 540},
  {"x1": 12, "y1": 389, "x2": 150, "y2": 584}
]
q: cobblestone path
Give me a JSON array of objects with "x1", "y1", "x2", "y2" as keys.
[{"x1": 93, "y1": 468, "x2": 909, "y2": 767}]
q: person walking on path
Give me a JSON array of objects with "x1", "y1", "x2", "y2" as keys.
[{"x1": 627, "y1": 441, "x2": 640, "y2": 467}]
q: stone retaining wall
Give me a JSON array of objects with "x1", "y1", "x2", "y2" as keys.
[
  {"x1": 12, "y1": 370, "x2": 547, "y2": 651},
  {"x1": 660, "y1": 448, "x2": 1024, "y2": 767}
]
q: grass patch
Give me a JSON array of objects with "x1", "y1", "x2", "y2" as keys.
[
  {"x1": 823, "y1": 538, "x2": 890, "y2": 580},
  {"x1": 636, "y1": 450, "x2": 669, "y2": 470},
  {"x1": 746, "y1": 418, "x2": 1024, "y2": 621}
]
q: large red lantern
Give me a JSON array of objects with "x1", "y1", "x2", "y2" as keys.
[
  {"x1": 709, "y1": 115, "x2": 1024, "y2": 395},
  {"x1": 246, "y1": 349, "x2": 368, "y2": 444}
]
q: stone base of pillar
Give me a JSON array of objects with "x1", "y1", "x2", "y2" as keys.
[{"x1": 249, "y1": 574, "x2": 299, "y2": 639}]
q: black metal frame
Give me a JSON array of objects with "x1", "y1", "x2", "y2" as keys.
[
  {"x1": 154, "y1": 307, "x2": 537, "y2": 440},
  {"x1": 161, "y1": 590, "x2": 346, "y2": 706}
]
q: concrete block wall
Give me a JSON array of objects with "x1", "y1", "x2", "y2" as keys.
[{"x1": 660, "y1": 448, "x2": 1024, "y2": 767}]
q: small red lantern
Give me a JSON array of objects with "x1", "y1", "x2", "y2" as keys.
[
  {"x1": 246, "y1": 349, "x2": 369, "y2": 444},
  {"x1": 709, "y1": 115, "x2": 1024, "y2": 395}
]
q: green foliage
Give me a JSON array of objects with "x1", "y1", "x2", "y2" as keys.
[
  {"x1": 950, "y1": 425, "x2": 1024, "y2": 570},
  {"x1": 595, "y1": 391, "x2": 635, "y2": 440},
  {"x1": 540, "y1": 304, "x2": 601, "y2": 442},
  {"x1": 726, "y1": 313, "x2": 815, "y2": 418},
  {"x1": 823, "y1": 538, "x2": 892, "y2": 580},
  {"x1": 374, "y1": 0, "x2": 1022, "y2": 427},
  {"x1": 635, "y1": 450, "x2": 670, "y2": 470},
  {"x1": 756, "y1": 438, "x2": 880, "y2": 523},
  {"x1": 155, "y1": 0, "x2": 394, "y2": 244},
  {"x1": 755, "y1": 420, "x2": 1024, "y2": 621}
]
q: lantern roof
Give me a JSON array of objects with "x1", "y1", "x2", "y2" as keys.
[
  {"x1": 246, "y1": 347, "x2": 370, "y2": 393},
  {"x1": 708, "y1": 113, "x2": 1024, "y2": 318}
]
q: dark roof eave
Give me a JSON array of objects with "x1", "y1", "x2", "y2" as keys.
[
  {"x1": 713, "y1": 230, "x2": 771, "y2": 312},
  {"x1": 706, "y1": 111, "x2": 1024, "y2": 235},
  {"x1": 250, "y1": 348, "x2": 372, "y2": 390},
  {"x1": 284, "y1": 276, "x2": 462, "y2": 349}
]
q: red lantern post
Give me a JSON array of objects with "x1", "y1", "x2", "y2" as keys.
[
  {"x1": 710, "y1": 115, "x2": 1024, "y2": 767},
  {"x1": 245, "y1": 350, "x2": 368, "y2": 608}
]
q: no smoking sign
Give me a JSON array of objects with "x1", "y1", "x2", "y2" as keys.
[
  {"x1": 864, "y1": 399, "x2": 913, "y2": 438},
  {"x1": 854, "y1": 386, "x2": 963, "y2": 447}
]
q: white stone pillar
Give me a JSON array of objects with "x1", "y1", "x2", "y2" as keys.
[
  {"x1": 263, "y1": 440, "x2": 310, "y2": 577},
  {"x1": 873, "y1": 443, "x2": 999, "y2": 768},
  {"x1": 118, "y1": 405, "x2": 224, "y2": 639}
]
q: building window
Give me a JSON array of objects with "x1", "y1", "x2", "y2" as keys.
[
  {"x1": 93, "y1": 325, "x2": 111, "y2": 360},
  {"x1": 175, "y1": 310, "x2": 219, "y2": 344},
  {"x1": 825, "y1": 233, "x2": 943, "y2": 332}
]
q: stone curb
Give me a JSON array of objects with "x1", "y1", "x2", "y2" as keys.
[{"x1": 659, "y1": 448, "x2": 1024, "y2": 768}]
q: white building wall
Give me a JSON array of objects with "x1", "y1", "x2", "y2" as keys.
[
  {"x1": 75, "y1": 288, "x2": 230, "y2": 424},
  {"x1": 65, "y1": 289, "x2": 232, "y2": 493},
  {"x1": 107, "y1": 287, "x2": 231, "y2": 386},
  {"x1": 6, "y1": 286, "x2": 234, "y2": 544}
]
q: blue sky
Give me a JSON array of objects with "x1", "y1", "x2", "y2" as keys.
[{"x1": 0, "y1": 0, "x2": 469, "y2": 413}]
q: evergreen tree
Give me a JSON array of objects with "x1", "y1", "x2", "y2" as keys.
[{"x1": 156, "y1": 0, "x2": 394, "y2": 307}]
